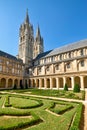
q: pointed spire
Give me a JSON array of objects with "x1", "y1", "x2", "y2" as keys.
[
  {"x1": 36, "y1": 25, "x2": 40, "y2": 37},
  {"x1": 25, "y1": 9, "x2": 29, "y2": 24}
]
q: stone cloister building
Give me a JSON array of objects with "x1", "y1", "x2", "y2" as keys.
[
  {"x1": 28, "y1": 40, "x2": 87, "y2": 90},
  {"x1": 0, "y1": 10, "x2": 87, "y2": 90}
]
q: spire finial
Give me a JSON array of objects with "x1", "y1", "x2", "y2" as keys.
[
  {"x1": 25, "y1": 9, "x2": 29, "y2": 23},
  {"x1": 36, "y1": 24, "x2": 40, "y2": 37}
]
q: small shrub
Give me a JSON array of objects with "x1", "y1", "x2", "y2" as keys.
[
  {"x1": 25, "y1": 83, "x2": 28, "y2": 89},
  {"x1": 20, "y1": 84, "x2": 24, "y2": 89},
  {"x1": 64, "y1": 83, "x2": 68, "y2": 91},
  {"x1": 73, "y1": 84, "x2": 80, "y2": 93},
  {"x1": 13, "y1": 84, "x2": 17, "y2": 89}
]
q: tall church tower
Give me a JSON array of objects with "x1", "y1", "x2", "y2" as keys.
[
  {"x1": 33, "y1": 25, "x2": 44, "y2": 59},
  {"x1": 18, "y1": 10, "x2": 34, "y2": 66}
]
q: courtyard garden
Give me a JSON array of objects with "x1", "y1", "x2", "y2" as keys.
[{"x1": 0, "y1": 89, "x2": 83, "y2": 130}]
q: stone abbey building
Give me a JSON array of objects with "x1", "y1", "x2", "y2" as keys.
[{"x1": 0, "y1": 10, "x2": 87, "y2": 90}]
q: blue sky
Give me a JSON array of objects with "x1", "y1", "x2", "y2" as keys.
[{"x1": 0, "y1": 0, "x2": 87, "y2": 56}]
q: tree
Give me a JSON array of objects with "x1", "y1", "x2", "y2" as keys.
[
  {"x1": 64, "y1": 83, "x2": 68, "y2": 91},
  {"x1": 73, "y1": 84, "x2": 80, "y2": 92},
  {"x1": 25, "y1": 82, "x2": 28, "y2": 89},
  {"x1": 13, "y1": 84, "x2": 17, "y2": 89}
]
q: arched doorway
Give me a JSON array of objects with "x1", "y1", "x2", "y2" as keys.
[
  {"x1": 52, "y1": 78, "x2": 56, "y2": 88},
  {"x1": 8, "y1": 79, "x2": 13, "y2": 88},
  {"x1": 84, "y1": 76, "x2": 87, "y2": 88},
  {"x1": 14, "y1": 79, "x2": 18, "y2": 87},
  {"x1": 59, "y1": 78, "x2": 63, "y2": 88},
  {"x1": 29, "y1": 79, "x2": 31, "y2": 87},
  {"x1": 36, "y1": 79, "x2": 39, "y2": 88},
  {"x1": 1, "y1": 78, "x2": 6, "y2": 88},
  {"x1": 74, "y1": 76, "x2": 80, "y2": 87},
  {"x1": 47, "y1": 78, "x2": 50, "y2": 88},
  {"x1": 41, "y1": 79, "x2": 44, "y2": 88},
  {"x1": 66, "y1": 77, "x2": 71, "y2": 88}
]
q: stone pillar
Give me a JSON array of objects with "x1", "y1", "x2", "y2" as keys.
[
  {"x1": 63, "y1": 77, "x2": 66, "y2": 88},
  {"x1": 56, "y1": 77, "x2": 59, "y2": 89},
  {"x1": 71, "y1": 77, "x2": 74, "y2": 90},
  {"x1": 44, "y1": 78, "x2": 47, "y2": 89},
  {"x1": 50, "y1": 78, "x2": 53, "y2": 89},
  {"x1": 80, "y1": 76, "x2": 84, "y2": 90}
]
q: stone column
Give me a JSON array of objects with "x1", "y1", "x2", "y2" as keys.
[
  {"x1": 56, "y1": 77, "x2": 59, "y2": 89},
  {"x1": 6, "y1": 79, "x2": 8, "y2": 88},
  {"x1": 50, "y1": 78, "x2": 53, "y2": 89},
  {"x1": 80, "y1": 76, "x2": 84, "y2": 90},
  {"x1": 71, "y1": 77, "x2": 74, "y2": 90},
  {"x1": 44, "y1": 78, "x2": 47, "y2": 89},
  {"x1": 63, "y1": 77, "x2": 66, "y2": 88}
]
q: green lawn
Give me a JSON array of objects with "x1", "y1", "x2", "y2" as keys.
[{"x1": 0, "y1": 91, "x2": 82, "y2": 130}]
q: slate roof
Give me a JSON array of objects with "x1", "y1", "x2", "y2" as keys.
[
  {"x1": 0, "y1": 50, "x2": 22, "y2": 62},
  {"x1": 35, "y1": 50, "x2": 53, "y2": 60},
  {"x1": 35, "y1": 39, "x2": 87, "y2": 60}
]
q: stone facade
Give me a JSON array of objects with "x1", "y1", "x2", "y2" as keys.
[
  {"x1": 0, "y1": 50, "x2": 24, "y2": 88},
  {"x1": 28, "y1": 40, "x2": 87, "y2": 90}
]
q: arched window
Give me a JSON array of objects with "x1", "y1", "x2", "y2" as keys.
[
  {"x1": 80, "y1": 60, "x2": 84, "y2": 67},
  {"x1": 60, "y1": 54, "x2": 62, "y2": 60},
  {"x1": 80, "y1": 49, "x2": 84, "y2": 56},
  {"x1": 55, "y1": 65, "x2": 59, "y2": 70},
  {"x1": 67, "y1": 63, "x2": 70, "y2": 68},
  {"x1": 68, "y1": 52, "x2": 71, "y2": 58}
]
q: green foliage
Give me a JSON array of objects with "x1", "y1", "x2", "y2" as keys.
[
  {"x1": 5, "y1": 96, "x2": 12, "y2": 107},
  {"x1": 70, "y1": 103, "x2": 83, "y2": 130},
  {"x1": 81, "y1": 90, "x2": 85, "y2": 100},
  {"x1": 49, "y1": 103, "x2": 73, "y2": 114},
  {"x1": 73, "y1": 84, "x2": 80, "y2": 93},
  {"x1": 0, "y1": 93, "x2": 81, "y2": 130},
  {"x1": 0, "y1": 112, "x2": 42, "y2": 130},
  {"x1": 13, "y1": 84, "x2": 17, "y2": 89},
  {"x1": 25, "y1": 83, "x2": 28, "y2": 89},
  {"x1": 64, "y1": 83, "x2": 68, "y2": 91}
]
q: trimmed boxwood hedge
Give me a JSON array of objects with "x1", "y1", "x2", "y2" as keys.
[
  {"x1": 70, "y1": 103, "x2": 83, "y2": 130},
  {"x1": 4, "y1": 96, "x2": 12, "y2": 107},
  {"x1": 48, "y1": 102, "x2": 74, "y2": 114},
  {"x1": 0, "y1": 112, "x2": 43, "y2": 130}
]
